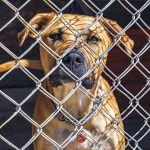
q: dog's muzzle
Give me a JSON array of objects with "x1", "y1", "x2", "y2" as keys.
[
  {"x1": 63, "y1": 51, "x2": 87, "y2": 77},
  {"x1": 49, "y1": 50, "x2": 95, "y2": 89}
]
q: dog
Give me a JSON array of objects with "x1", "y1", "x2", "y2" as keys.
[{"x1": 1, "y1": 12, "x2": 134, "y2": 149}]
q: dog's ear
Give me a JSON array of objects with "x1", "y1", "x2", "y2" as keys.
[
  {"x1": 100, "y1": 18, "x2": 134, "y2": 55},
  {"x1": 18, "y1": 12, "x2": 56, "y2": 46}
]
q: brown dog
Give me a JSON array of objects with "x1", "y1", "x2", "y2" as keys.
[{"x1": 2, "y1": 13, "x2": 134, "y2": 149}]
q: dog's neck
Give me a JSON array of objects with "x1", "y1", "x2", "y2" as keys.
[
  {"x1": 46, "y1": 80, "x2": 102, "y2": 125},
  {"x1": 45, "y1": 76, "x2": 102, "y2": 119}
]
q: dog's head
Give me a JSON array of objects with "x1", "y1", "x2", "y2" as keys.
[
  {"x1": 18, "y1": 13, "x2": 134, "y2": 119},
  {"x1": 18, "y1": 13, "x2": 134, "y2": 89}
]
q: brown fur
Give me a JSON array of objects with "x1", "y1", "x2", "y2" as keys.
[{"x1": 1, "y1": 13, "x2": 134, "y2": 149}]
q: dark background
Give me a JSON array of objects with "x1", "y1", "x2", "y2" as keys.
[{"x1": 0, "y1": 0, "x2": 149, "y2": 149}]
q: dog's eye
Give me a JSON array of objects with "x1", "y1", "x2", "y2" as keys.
[
  {"x1": 49, "y1": 33, "x2": 62, "y2": 41},
  {"x1": 87, "y1": 35, "x2": 99, "y2": 44}
]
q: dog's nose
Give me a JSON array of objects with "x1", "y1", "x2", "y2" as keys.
[
  {"x1": 63, "y1": 52, "x2": 83, "y2": 68},
  {"x1": 62, "y1": 51, "x2": 87, "y2": 77}
]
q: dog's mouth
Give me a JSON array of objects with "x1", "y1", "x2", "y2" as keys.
[{"x1": 49, "y1": 68, "x2": 95, "y2": 89}]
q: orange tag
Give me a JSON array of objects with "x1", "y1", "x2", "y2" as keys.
[{"x1": 76, "y1": 134, "x2": 86, "y2": 143}]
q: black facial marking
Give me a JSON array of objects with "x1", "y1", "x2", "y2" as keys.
[
  {"x1": 82, "y1": 78, "x2": 95, "y2": 89},
  {"x1": 50, "y1": 71, "x2": 95, "y2": 89},
  {"x1": 49, "y1": 50, "x2": 95, "y2": 89}
]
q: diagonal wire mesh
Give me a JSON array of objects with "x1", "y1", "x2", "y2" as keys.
[{"x1": 0, "y1": 0, "x2": 149, "y2": 150}]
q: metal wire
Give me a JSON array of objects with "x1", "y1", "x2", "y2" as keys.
[{"x1": 0, "y1": 0, "x2": 149, "y2": 150}]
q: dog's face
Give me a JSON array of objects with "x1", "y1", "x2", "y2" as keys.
[
  {"x1": 18, "y1": 13, "x2": 134, "y2": 119},
  {"x1": 44, "y1": 15, "x2": 113, "y2": 89},
  {"x1": 42, "y1": 15, "x2": 106, "y2": 89},
  {"x1": 18, "y1": 13, "x2": 134, "y2": 89}
]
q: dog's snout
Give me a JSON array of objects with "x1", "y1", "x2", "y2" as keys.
[
  {"x1": 62, "y1": 51, "x2": 87, "y2": 77},
  {"x1": 63, "y1": 52, "x2": 83, "y2": 67}
]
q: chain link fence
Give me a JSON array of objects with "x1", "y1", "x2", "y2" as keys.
[{"x1": 0, "y1": 0, "x2": 150, "y2": 150}]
